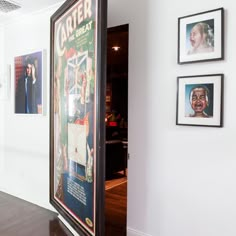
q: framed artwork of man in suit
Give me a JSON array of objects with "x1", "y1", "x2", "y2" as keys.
[{"x1": 14, "y1": 50, "x2": 44, "y2": 114}]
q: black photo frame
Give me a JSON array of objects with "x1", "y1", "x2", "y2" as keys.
[
  {"x1": 50, "y1": 0, "x2": 107, "y2": 235},
  {"x1": 176, "y1": 74, "x2": 223, "y2": 127},
  {"x1": 178, "y1": 8, "x2": 224, "y2": 64}
]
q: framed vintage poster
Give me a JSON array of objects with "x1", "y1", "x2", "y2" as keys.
[
  {"x1": 178, "y1": 8, "x2": 224, "y2": 64},
  {"x1": 50, "y1": 0, "x2": 107, "y2": 236},
  {"x1": 176, "y1": 74, "x2": 223, "y2": 127},
  {"x1": 14, "y1": 50, "x2": 44, "y2": 114}
]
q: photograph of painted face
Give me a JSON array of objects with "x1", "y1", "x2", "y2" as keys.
[
  {"x1": 186, "y1": 19, "x2": 214, "y2": 55},
  {"x1": 185, "y1": 84, "x2": 214, "y2": 118}
]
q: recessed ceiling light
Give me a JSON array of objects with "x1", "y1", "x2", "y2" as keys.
[{"x1": 112, "y1": 46, "x2": 120, "y2": 51}]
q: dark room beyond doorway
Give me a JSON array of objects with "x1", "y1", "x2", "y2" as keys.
[{"x1": 105, "y1": 24, "x2": 129, "y2": 236}]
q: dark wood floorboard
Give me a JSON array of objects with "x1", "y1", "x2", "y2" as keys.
[
  {"x1": 0, "y1": 181, "x2": 127, "y2": 236},
  {"x1": 105, "y1": 182, "x2": 127, "y2": 236},
  {"x1": 0, "y1": 191, "x2": 73, "y2": 236}
]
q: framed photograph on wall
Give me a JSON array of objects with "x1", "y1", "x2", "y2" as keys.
[
  {"x1": 176, "y1": 74, "x2": 223, "y2": 127},
  {"x1": 178, "y1": 8, "x2": 224, "y2": 64},
  {"x1": 14, "y1": 50, "x2": 45, "y2": 114},
  {"x1": 50, "y1": 0, "x2": 107, "y2": 235}
]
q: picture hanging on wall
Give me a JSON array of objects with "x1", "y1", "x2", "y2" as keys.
[
  {"x1": 176, "y1": 74, "x2": 223, "y2": 127},
  {"x1": 14, "y1": 50, "x2": 45, "y2": 114},
  {"x1": 50, "y1": 0, "x2": 107, "y2": 235},
  {"x1": 178, "y1": 8, "x2": 224, "y2": 64}
]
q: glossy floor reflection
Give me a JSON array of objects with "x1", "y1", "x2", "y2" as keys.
[
  {"x1": 0, "y1": 191, "x2": 73, "y2": 236},
  {"x1": 0, "y1": 181, "x2": 127, "y2": 236},
  {"x1": 105, "y1": 181, "x2": 127, "y2": 236}
]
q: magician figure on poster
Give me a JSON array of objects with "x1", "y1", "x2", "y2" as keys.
[{"x1": 53, "y1": 0, "x2": 97, "y2": 234}]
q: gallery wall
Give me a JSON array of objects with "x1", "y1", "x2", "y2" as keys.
[
  {"x1": 0, "y1": 3, "x2": 64, "y2": 211},
  {"x1": 108, "y1": 0, "x2": 236, "y2": 236},
  {"x1": 0, "y1": 0, "x2": 236, "y2": 236}
]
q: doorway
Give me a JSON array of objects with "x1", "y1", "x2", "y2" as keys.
[{"x1": 105, "y1": 24, "x2": 129, "y2": 236}]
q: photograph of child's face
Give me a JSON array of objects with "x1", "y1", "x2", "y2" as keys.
[
  {"x1": 186, "y1": 19, "x2": 214, "y2": 55},
  {"x1": 191, "y1": 87, "x2": 208, "y2": 114},
  {"x1": 185, "y1": 83, "x2": 214, "y2": 118},
  {"x1": 178, "y1": 8, "x2": 223, "y2": 64}
]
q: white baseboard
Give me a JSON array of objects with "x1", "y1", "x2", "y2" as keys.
[{"x1": 127, "y1": 227, "x2": 152, "y2": 236}]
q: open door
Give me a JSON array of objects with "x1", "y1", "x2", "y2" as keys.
[
  {"x1": 105, "y1": 24, "x2": 129, "y2": 236},
  {"x1": 49, "y1": 0, "x2": 107, "y2": 235}
]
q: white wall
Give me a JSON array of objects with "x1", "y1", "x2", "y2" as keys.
[
  {"x1": 1, "y1": 0, "x2": 236, "y2": 236},
  {"x1": 0, "y1": 3, "x2": 64, "y2": 211},
  {"x1": 108, "y1": 0, "x2": 236, "y2": 236},
  {"x1": 0, "y1": 26, "x2": 5, "y2": 186}
]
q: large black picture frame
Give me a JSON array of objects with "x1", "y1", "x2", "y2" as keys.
[{"x1": 50, "y1": 0, "x2": 107, "y2": 235}]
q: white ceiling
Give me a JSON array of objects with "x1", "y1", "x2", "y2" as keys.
[{"x1": 0, "y1": 0, "x2": 65, "y2": 25}]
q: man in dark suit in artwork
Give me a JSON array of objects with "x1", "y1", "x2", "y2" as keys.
[{"x1": 15, "y1": 56, "x2": 39, "y2": 114}]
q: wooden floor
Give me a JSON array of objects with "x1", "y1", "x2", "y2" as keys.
[
  {"x1": 105, "y1": 182, "x2": 127, "y2": 236},
  {"x1": 0, "y1": 181, "x2": 127, "y2": 236},
  {"x1": 0, "y1": 191, "x2": 73, "y2": 236}
]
